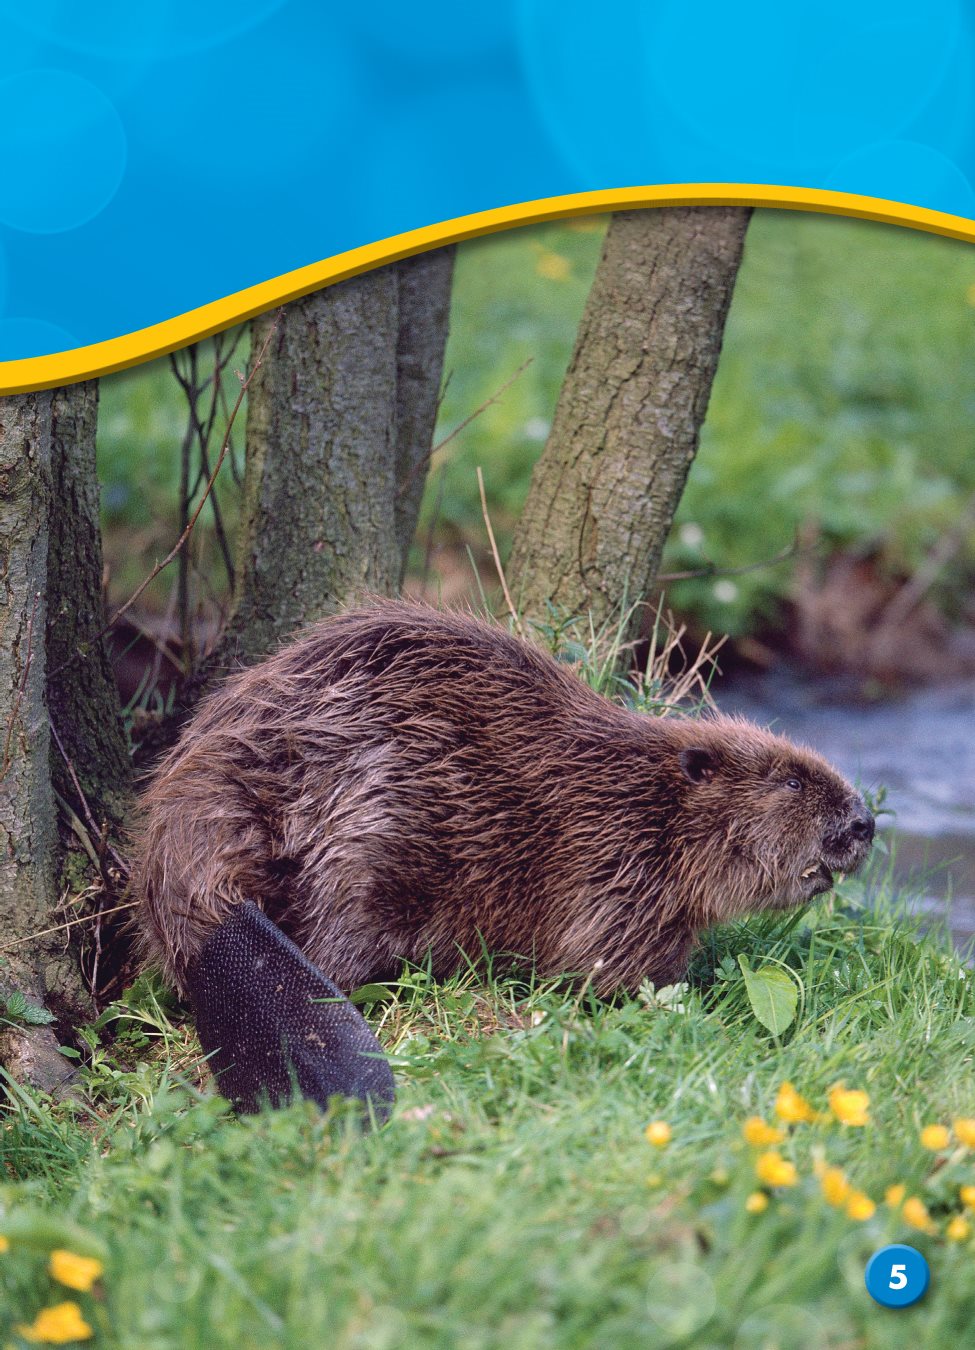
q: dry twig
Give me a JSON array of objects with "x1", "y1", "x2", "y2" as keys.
[
  {"x1": 107, "y1": 320, "x2": 277, "y2": 633},
  {"x1": 47, "y1": 314, "x2": 280, "y2": 684},
  {"x1": 48, "y1": 717, "x2": 127, "y2": 879},
  {"x1": 656, "y1": 532, "x2": 803, "y2": 583},
  {"x1": 397, "y1": 357, "x2": 533, "y2": 500},
  {"x1": 0, "y1": 899, "x2": 139, "y2": 954},
  {"x1": 477, "y1": 466, "x2": 523, "y2": 636}
]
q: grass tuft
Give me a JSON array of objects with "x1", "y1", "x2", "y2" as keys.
[{"x1": 2, "y1": 868, "x2": 974, "y2": 1346}]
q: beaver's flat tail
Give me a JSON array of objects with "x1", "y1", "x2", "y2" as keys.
[{"x1": 186, "y1": 902, "x2": 395, "y2": 1123}]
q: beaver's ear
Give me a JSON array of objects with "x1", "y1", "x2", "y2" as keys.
[{"x1": 679, "y1": 747, "x2": 720, "y2": 784}]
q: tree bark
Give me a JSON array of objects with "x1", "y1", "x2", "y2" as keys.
[
  {"x1": 508, "y1": 208, "x2": 751, "y2": 633},
  {"x1": 0, "y1": 393, "x2": 79, "y2": 1090},
  {"x1": 392, "y1": 248, "x2": 455, "y2": 583},
  {"x1": 46, "y1": 382, "x2": 131, "y2": 833},
  {"x1": 0, "y1": 384, "x2": 131, "y2": 1087},
  {"x1": 215, "y1": 249, "x2": 454, "y2": 670}
]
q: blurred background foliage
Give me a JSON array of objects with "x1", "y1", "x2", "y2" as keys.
[{"x1": 96, "y1": 209, "x2": 975, "y2": 649}]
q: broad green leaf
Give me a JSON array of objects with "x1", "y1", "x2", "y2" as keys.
[
  {"x1": 349, "y1": 983, "x2": 395, "y2": 1007},
  {"x1": 738, "y1": 955, "x2": 799, "y2": 1035},
  {"x1": 3, "y1": 990, "x2": 55, "y2": 1025}
]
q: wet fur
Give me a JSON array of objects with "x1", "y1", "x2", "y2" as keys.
[{"x1": 133, "y1": 603, "x2": 873, "y2": 998}]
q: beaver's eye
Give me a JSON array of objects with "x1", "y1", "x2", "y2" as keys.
[{"x1": 784, "y1": 777, "x2": 802, "y2": 792}]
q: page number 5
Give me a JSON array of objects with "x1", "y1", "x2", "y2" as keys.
[
  {"x1": 865, "y1": 1245, "x2": 929, "y2": 1307},
  {"x1": 889, "y1": 1264, "x2": 908, "y2": 1290}
]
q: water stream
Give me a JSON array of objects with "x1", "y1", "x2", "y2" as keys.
[{"x1": 712, "y1": 668, "x2": 975, "y2": 953}]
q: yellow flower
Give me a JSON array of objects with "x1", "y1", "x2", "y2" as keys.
[
  {"x1": 820, "y1": 1166, "x2": 851, "y2": 1207},
  {"x1": 920, "y1": 1124, "x2": 951, "y2": 1151},
  {"x1": 828, "y1": 1084, "x2": 870, "y2": 1127},
  {"x1": 745, "y1": 1191, "x2": 769, "y2": 1214},
  {"x1": 960, "y1": 1184, "x2": 975, "y2": 1209},
  {"x1": 16, "y1": 1302, "x2": 93, "y2": 1343},
  {"x1": 774, "y1": 1081, "x2": 817, "y2": 1124},
  {"x1": 947, "y1": 1215, "x2": 971, "y2": 1242},
  {"x1": 48, "y1": 1250, "x2": 104, "y2": 1293},
  {"x1": 742, "y1": 1116, "x2": 784, "y2": 1147},
  {"x1": 846, "y1": 1190, "x2": 876, "y2": 1221},
  {"x1": 645, "y1": 1120, "x2": 672, "y2": 1147},
  {"x1": 885, "y1": 1184, "x2": 906, "y2": 1208},
  {"x1": 535, "y1": 250, "x2": 571, "y2": 281},
  {"x1": 954, "y1": 1118, "x2": 975, "y2": 1148},
  {"x1": 755, "y1": 1150, "x2": 798, "y2": 1187},
  {"x1": 902, "y1": 1196, "x2": 936, "y2": 1234},
  {"x1": 0, "y1": 1234, "x2": 8, "y2": 1253}
]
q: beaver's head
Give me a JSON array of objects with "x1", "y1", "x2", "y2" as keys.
[{"x1": 674, "y1": 717, "x2": 875, "y2": 919}]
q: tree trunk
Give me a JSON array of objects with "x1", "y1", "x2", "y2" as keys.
[
  {"x1": 215, "y1": 249, "x2": 453, "y2": 671},
  {"x1": 0, "y1": 384, "x2": 131, "y2": 1088},
  {"x1": 392, "y1": 248, "x2": 455, "y2": 583},
  {"x1": 46, "y1": 382, "x2": 131, "y2": 833},
  {"x1": 0, "y1": 393, "x2": 79, "y2": 1090},
  {"x1": 508, "y1": 208, "x2": 751, "y2": 633}
]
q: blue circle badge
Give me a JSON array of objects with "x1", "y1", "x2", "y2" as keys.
[{"x1": 865, "y1": 1244, "x2": 930, "y2": 1308}]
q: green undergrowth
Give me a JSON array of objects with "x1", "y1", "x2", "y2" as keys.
[
  {"x1": 2, "y1": 879, "x2": 974, "y2": 1348},
  {"x1": 98, "y1": 210, "x2": 975, "y2": 639},
  {"x1": 424, "y1": 210, "x2": 975, "y2": 635}
]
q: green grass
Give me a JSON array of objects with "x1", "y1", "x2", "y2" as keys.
[
  {"x1": 4, "y1": 607, "x2": 973, "y2": 1345},
  {"x1": 428, "y1": 209, "x2": 975, "y2": 636},
  {"x1": 3, "y1": 879, "x2": 975, "y2": 1348},
  {"x1": 667, "y1": 211, "x2": 975, "y2": 635},
  {"x1": 97, "y1": 210, "x2": 975, "y2": 636},
  {"x1": 415, "y1": 217, "x2": 604, "y2": 540}
]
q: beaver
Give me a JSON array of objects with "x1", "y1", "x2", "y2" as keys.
[{"x1": 133, "y1": 602, "x2": 875, "y2": 1006}]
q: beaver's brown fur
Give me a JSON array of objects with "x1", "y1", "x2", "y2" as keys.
[{"x1": 133, "y1": 603, "x2": 875, "y2": 998}]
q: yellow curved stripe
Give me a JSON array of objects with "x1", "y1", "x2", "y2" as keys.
[{"x1": 5, "y1": 182, "x2": 975, "y2": 395}]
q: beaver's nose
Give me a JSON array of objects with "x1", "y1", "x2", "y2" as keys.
[{"x1": 849, "y1": 810, "x2": 875, "y2": 844}]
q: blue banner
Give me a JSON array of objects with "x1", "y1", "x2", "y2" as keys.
[{"x1": 0, "y1": 1, "x2": 972, "y2": 381}]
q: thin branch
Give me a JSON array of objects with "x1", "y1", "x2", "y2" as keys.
[
  {"x1": 477, "y1": 466, "x2": 523, "y2": 636},
  {"x1": 47, "y1": 312, "x2": 280, "y2": 683},
  {"x1": 49, "y1": 716, "x2": 127, "y2": 878},
  {"x1": 397, "y1": 358, "x2": 533, "y2": 500},
  {"x1": 125, "y1": 608, "x2": 181, "y2": 672},
  {"x1": 200, "y1": 337, "x2": 239, "y2": 589},
  {"x1": 170, "y1": 343, "x2": 199, "y2": 655},
  {"x1": 420, "y1": 464, "x2": 448, "y2": 593},
  {"x1": 1, "y1": 590, "x2": 40, "y2": 779},
  {"x1": 177, "y1": 336, "x2": 238, "y2": 590},
  {"x1": 88, "y1": 822, "x2": 111, "y2": 997},
  {"x1": 192, "y1": 432, "x2": 236, "y2": 596},
  {"x1": 221, "y1": 356, "x2": 246, "y2": 490},
  {"x1": 109, "y1": 327, "x2": 270, "y2": 628},
  {"x1": 436, "y1": 367, "x2": 453, "y2": 416},
  {"x1": 656, "y1": 532, "x2": 804, "y2": 583},
  {"x1": 0, "y1": 899, "x2": 139, "y2": 954},
  {"x1": 143, "y1": 576, "x2": 184, "y2": 693}
]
